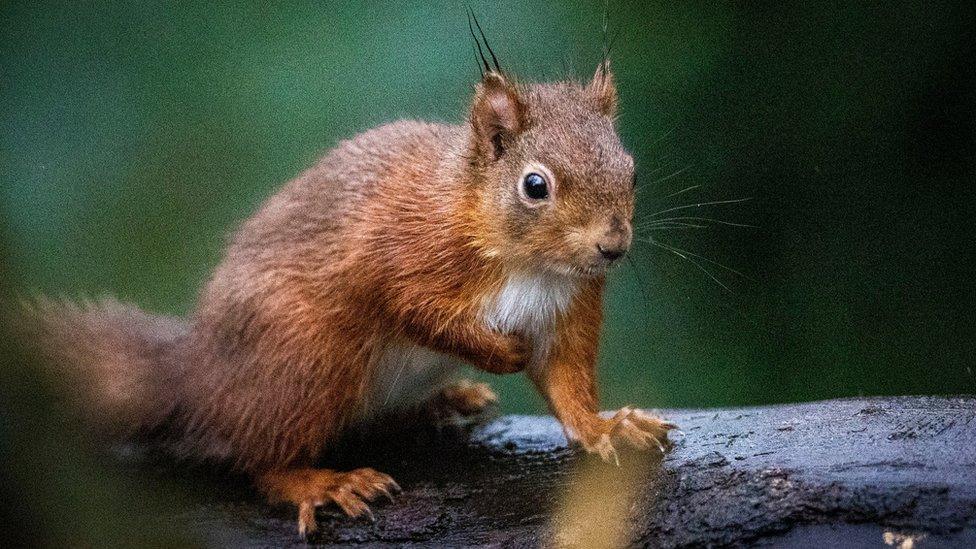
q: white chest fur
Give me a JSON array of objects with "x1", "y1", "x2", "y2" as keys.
[
  {"x1": 481, "y1": 271, "x2": 578, "y2": 342},
  {"x1": 363, "y1": 272, "x2": 578, "y2": 418}
]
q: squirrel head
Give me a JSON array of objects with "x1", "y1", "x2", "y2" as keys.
[{"x1": 465, "y1": 63, "x2": 634, "y2": 278}]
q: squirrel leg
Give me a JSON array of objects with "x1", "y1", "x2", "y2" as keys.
[
  {"x1": 532, "y1": 351, "x2": 676, "y2": 462},
  {"x1": 401, "y1": 314, "x2": 530, "y2": 374},
  {"x1": 256, "y1": 467, "x2": 401, "y2": 538},
  {"x1": 426, "y1": 379, "x2": 498, "y2": 417},
  {"x1": 530, "y1": 280, "x2": 676, "y2": 463}
]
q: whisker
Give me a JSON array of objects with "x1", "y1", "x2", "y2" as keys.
[
  {"x1": 636, "y1": 216, "x2": 756, "y2": 229},
  {"x1": 661, "y1": 216, "x2": 756, "y2": 228},
  {"x1": 637, "y1": 218, "x2": 705, "y2": 228},
  {"x1": 636, "y1": 165, "x2": 691, "y2": 197},
  {"x1": 646, "y1": 238, "x2": 755, "y2": 282},
  {"x1": 650, "y1": 128, "x2": 674, "y2": 148},
  {"x1": 637, "y1": 220, "x2": 707, "y2": 229},
  {"x1": 647, "y1": 197, "x2": 753, "y2": 218},
  {"x1": 662, "y1": 184, "x2": 701, "y2": 200},
  {"x1": 637, "y1": 224, "x2": 707, "y2": 231},
  {"x1": 647, "y1": 165, "x2": 692, "y2": 188},
  {"x1": 643, "y1": 238, "x2": 732, "y2": 293}
]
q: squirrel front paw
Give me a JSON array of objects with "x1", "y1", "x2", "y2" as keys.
[{"x1": 577, "y1": 407, "x2": 676, "y2": 464}]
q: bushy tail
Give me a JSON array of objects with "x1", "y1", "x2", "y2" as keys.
[{"x1": 20, "y1": 296, "x2": 189, "y2": 436}]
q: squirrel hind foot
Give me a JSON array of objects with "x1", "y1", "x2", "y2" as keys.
[
  {"x1": 257, "y1": 467, "x2": 401, "y2": 538},
  {"x1": 429, "y1": 379, "x2": 498, "y2": 418}
]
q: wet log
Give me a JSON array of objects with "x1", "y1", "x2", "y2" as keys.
[{"x1": 153, "y1": 396, "x2": 976, "y2": 547}]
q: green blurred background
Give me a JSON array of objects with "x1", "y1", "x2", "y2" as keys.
[{"x1": 3, "y1": 0, "x2": 975, "y2": 415}]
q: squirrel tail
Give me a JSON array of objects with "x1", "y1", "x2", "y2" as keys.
[{"x1": 20, "y1": 296, "x2": 188, "y2": 436}]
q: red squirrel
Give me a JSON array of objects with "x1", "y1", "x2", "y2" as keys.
[{"x1": 26, "y1": 51, "x2": 675, "y2": 536}]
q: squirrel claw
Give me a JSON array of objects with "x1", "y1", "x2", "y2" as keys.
[
  {"x1": 260, "y1": 467, "x2": 399, "y2": 539},
  {"x1": 580, "y1": 408, "x2": 675, "y2": 462},
  {"x1": 591, "y1": 433, "x2": 621, "y2": 466}
]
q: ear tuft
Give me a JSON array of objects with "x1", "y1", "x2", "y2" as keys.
[
  {"x1": 470, "y1": 72, "x2": 526, "y2": 161},
  {"x1": 588, "y1": 60, "x2": 618, "y2": 118}
]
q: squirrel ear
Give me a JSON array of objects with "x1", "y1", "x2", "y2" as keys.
[
  {"x1": 470, "y1": 72, "x2": 526, "y2": 160},
  {"x1": 588, "y1": 60, "x2": 618, "y2": 118}
]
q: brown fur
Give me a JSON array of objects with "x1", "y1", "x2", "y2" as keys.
[{"x1": 25, "y1": 65, "x2": 672, "y2": 536}]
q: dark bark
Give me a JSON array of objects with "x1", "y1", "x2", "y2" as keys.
[{"x1": 148, "y1": 396, "x2": 976, "y2": 547}]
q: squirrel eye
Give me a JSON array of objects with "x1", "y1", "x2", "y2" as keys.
[{"x1": 522, "y1": 172, "x2": 549, "y2": 200}]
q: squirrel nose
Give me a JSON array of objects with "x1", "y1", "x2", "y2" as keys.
[
  {"x1": 597, "y1": 242, "x2": 626, "y2": 262},
  {"x1": 596, "y1": 216, "x2": 632, "y2": 263}
]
